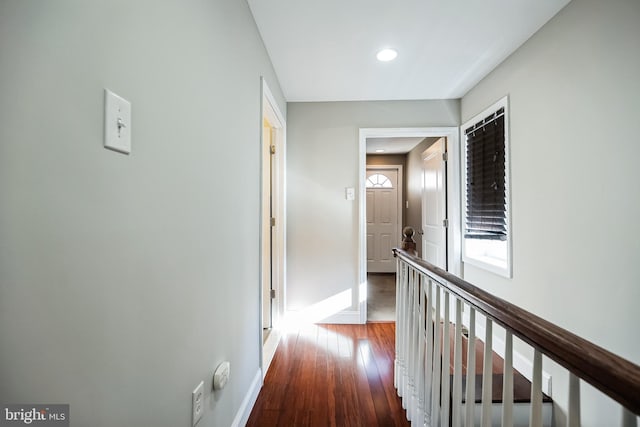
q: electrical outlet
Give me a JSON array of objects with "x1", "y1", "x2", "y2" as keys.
[{"x1": 192, "y1": 381, "x2": 204, "y2": 426}]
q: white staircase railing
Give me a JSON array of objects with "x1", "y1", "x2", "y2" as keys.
[{"x1": 394, "y1": 247, "x2": 640, "y2": 427}]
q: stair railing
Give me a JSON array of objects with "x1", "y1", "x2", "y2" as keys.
[{"x1": 393, "y1": 240, "x2": 640, "y2": 427}]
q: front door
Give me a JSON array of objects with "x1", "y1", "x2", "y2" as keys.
[
  {"x1": 366, "y1": 169, "x2": 399, "y2": 273},
  {"x1": 422, "y1": 138, "x2": 447, "y2": 269}
]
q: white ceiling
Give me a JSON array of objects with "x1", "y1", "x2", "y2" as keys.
[
  {"x1": 247, "y1": 0, "x2": 571, "y2": 102},
  {"x1": 366, "y1": 137, "x2": 425, "y2": 154}
]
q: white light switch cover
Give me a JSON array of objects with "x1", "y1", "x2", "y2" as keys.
[
  {"x1": 104, "y1": 89, "x2": 131, "y2": 154},
  {"x1": 345, "y1": 187, "x2": 355, "y2": 201}
]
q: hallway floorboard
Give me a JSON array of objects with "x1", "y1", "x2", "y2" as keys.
[{"x1": 246, "y1": 322, "x2": 409, "y2": 427}]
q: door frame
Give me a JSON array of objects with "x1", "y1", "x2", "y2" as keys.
[
  {"x1": 366, "y1": 165, "x2": 403, "y2": 273},
  {"x1": 358, "y1": 127, "x2": 461, "y2": 324},
  {"x1": 260, "y1": 78, "x2": 286, "y2": 377}
]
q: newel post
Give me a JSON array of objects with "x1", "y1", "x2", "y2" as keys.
[{"x1": 401, "y1": 226, "x2": 418, "y2": 256}]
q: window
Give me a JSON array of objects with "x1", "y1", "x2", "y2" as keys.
[
  {"x1": 462, "y1": 96, "x2": 511, "y2": 277},
  {"x1": 366, "y1": 173, "x2": 393, "y2": 188}
]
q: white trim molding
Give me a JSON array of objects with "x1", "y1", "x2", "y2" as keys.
[
  {"x1": 262, "y1": 329, "x2": 281, "y2": 379},
  {"x1": 259, "y1": 77, "x2": 286, "y2": 377},
  {"x1": 231, "y1": 369, "x2": 262, "y2": 427},
  {"x1": 461, "y1": 95, "x2": 512, "y2": 278}
]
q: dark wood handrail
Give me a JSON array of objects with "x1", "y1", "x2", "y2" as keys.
[{"x1": 393, "y1": 247, "x2": 640, "y2": 414}]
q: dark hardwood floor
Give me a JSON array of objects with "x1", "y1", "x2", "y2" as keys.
[
  {"x1": 246, "y1": 322, "x2": 410, "y2": 427},
  {"x1": 247, "y1": 321, "x2": 549, "y2": 426}
]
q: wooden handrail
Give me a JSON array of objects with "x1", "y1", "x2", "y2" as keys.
[{"x1": 393, "y1": 247, "x2": 640, "y2": 415}]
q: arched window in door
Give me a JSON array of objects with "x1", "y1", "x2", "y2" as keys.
[{"x1": 366, "y1": 173, "x2": 393, "y2": 188}]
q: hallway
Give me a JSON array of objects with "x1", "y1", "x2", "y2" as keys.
[
  {"x1": 367, "y1": 273, "x2": 397, "y2": 322},
  {"x1": 247, "y1": 323, "x2": 409, "y2": 426}
]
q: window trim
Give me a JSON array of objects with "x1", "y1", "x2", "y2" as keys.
[{"x1": 461, "y1": 96, "x2": 512, "y2": 278}]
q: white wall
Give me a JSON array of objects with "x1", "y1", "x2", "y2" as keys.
[
  {"x1": 286, "y1": 100, "x2": 459, "y2": 321},
  {"x1": 0, "y1": 1, "x2": 285, "y2": 426},
  {"x1": 461, "y1": 0, "x2": 640, "y2": 424}
]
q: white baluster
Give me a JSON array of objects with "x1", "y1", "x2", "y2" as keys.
[
  {"x1": 441, "y1": 291, "x2": 451, "y2": 427},
  {"x1": 425, "y1": 279, "x2": 434, "y2": 424},
  {"x1": 396, "y1": 263, "x2": 403, "y2": 397},
  {"x1": 398, "y1": 263, "x2": 407, "y2": 403},
  {"x1": 621, "y1": 407, "x2": 638, "y2": 427},
  {"x1": 411, "y1": 270, "x2": 420, "y2": 421},
  {"x1": 567, "y1": 373, "x2": 580, "y2": 427},
  {"x1": 415, "y1": 274, "x2": 426, "y2": 427},
  {"x1": 465, "y1": 308, "x2": 476, "y2": 427},
  {"x1": 412, "y1": 270, "x2": 420, "y2": 420},
  {"x1": 481, "y1": 318, "x2": 493, "y2": 427},
  {"x1": 502, "y1": 331, "x2": 513, "y2": 427},
  {"x1": 431, "y1": 286, "x2": 442, "y2": 425},
  {"x1": 407, "y1": 269, "x2": 416, "y2": 418},
  {"x1": 402, "y1": 264, "x2": 410, "y2": 404},
  {"x1": 394, "y1": 258, "x2": 400, "y2": 391},
  {"x1": 452, "y1": 299, "x2": 463, "y2": 427},
  {"x1": 529, "y1": 349, "x2": 542, "y2": 427}
]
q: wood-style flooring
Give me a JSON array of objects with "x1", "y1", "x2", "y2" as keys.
[{"x1": 246, "y1": 322, "x2": 409, "y2": 427}]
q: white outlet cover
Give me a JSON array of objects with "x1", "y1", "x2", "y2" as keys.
[
  {"x1": 192, "y1": 381, "x2": 204, "y2": 426},
  {"x1": 104, "y1": 89, "x2": 131, "y2": 154}
]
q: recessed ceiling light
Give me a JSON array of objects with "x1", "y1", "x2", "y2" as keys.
[
  {"x1": 375, "y1": 149, "x2": 385, "y2": 153},
  {"x1": 376, "y1": 48, "x2": 397, "y2": 62}
]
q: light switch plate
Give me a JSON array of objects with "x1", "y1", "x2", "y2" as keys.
[
  {"x1": 345, "y1": 187, "x2": 355, "y2": 201},
  {"x1": 104, "y1": 89, "x2": 131, "y2": 154},
  {"x1": 192, "y1": 381, "x2": 204, "y2": 426}
]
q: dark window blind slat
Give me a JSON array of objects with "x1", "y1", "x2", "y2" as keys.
[{"x1": 465, "y1": 110, "x2": 507, "y2": 241}]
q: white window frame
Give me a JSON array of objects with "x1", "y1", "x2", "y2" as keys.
[
  {"x1": 461, "y1": 95, "x2": 512, "y2": 278},
  {"x1": 366, "y1": 173, "x2": 393, "y2": 188}
]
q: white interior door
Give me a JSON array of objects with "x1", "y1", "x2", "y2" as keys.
[
  {"x1": 367, "y1": 169, "x2": 399, "y2": 273},
  {"x1": 422, "y1": 138, "x2": 447, "y2": 269}
]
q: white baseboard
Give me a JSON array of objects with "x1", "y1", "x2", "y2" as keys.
[
  {"x1": 231, "y1": 369, "x2": 262, "y2": 427},
  {"x1": 262, "y1": 329, "x2": 281, "y2": 379}
]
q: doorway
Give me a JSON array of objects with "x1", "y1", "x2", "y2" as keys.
[
  {"x1": 358, "y1": 128, "x2": 461, "y2": 324},
  {"x1": 366, "y1": 165, "x2": 403, "y2": 322},
  {"x1": 260, "y1": 78, "x2": 285, "y2": 376}
]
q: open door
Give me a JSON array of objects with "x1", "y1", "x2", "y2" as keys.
[{"x1": 421, "y1": 137, "x2": 448, "y2": 270}]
